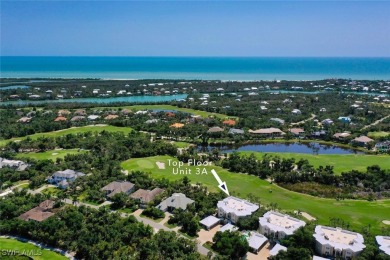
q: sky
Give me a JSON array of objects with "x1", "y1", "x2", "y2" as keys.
[{"x1": 1, "y1": 1, "x2": 389, "y2": 57}]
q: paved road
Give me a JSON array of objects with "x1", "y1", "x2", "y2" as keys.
[
  {"x1": 29, "y1": 184, "x2": 56, "y2": 195},
  {"x1": 0, "y1": 181, "x2": 30, "y2": 197},
  {"x1": 361, "y1": 114, "x2": 390, "y2": 130},
  {"x1": 290, "y1": 113, "x2": 316, "y2": 126}
]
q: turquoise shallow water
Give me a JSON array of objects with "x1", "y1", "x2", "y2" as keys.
[
  {"x1": 0, "y1": 94, "x2": 188, "y2": 106},
  {"x1": 1, "y1": 56, "x2": 389, "y2": 80}
]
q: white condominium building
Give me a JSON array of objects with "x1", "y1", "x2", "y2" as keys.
[
  {"x1": 217, "y1": 196, "x2": 259, "y2": 224},
  {"x1": 259, "y1": 211, "x2": 306, "y2": 239},
  {"x1": 313, "y1": 225, "x2": 365, "y2": 259}
]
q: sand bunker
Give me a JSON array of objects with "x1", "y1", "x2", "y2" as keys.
[
  {"x1": 294, "y1": 211, "x2": 316, "y2": 221},
  {"x1": 382, "y1": 220, "x2": 390, "y2": 225},
  {"x1": 156, "y1": 161, "x2": 166, "y2": 169},
  {"x1": 52, "y1": 153, "x2": 58, "y2": 156}
]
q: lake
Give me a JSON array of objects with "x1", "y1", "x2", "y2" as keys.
[
  {"x1": 198, "y1": 142, "x2": 364, "y2": 155},
  {"x1": 0, "y1": 85, "x2": 30, "y2": 90},
  {"x1": 0, "y1": 94, "x2": 188, "y2": 106}
]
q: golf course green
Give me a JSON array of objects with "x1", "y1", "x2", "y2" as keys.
[
  {"x1": 121, "y1": 155, "x2": 390, "y2": 234},
  {"x1": 16, "y1": 149, "x2": 87, "y2": 161},
  {"x1": 238, "y1": 151, "x2": 390, "y2": 174},
  {"x1": 0, "y1": 125, "x2": 133, "y2": 146}
]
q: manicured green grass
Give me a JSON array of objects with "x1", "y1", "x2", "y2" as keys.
[
  {"x1": 42, "y1": 187, "x2": 60, "y2": 197},
  {"x1": 140, "y1": 213, "x2": 164, "y2": 223},
  {"x1": 0, "y1": 238, "x2": 67, "y2": 260},
  {"x1": 121, "y1": 156, "x2": 390, "y2": 235},
  {"x1": 16, "y1": 149, "x2": 87, "y2": 161},
  {"x1": 123, "y1": 105, "x2": 236, "y2": 119},
  {"x1": 238, "y1": 151, "x2": 390, "y2": 174},
  {"x1": 0, "y1": 125, "x2": 134, "y2": 146},
  {"x1": 169, "y1": 141, "x2": 193, "y2": 148},
  {"x1": 368, "y1": 131, "x2": 390, "y2": 139}
]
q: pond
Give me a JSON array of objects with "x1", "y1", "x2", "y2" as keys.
[
  {"x1": 198, "y1": 142, "x2": 364, "y2": 155},
  {"x1": 0, "y1": 94, "x2": 188, "y2": 106},
  {"x1": 0, "y1": 85, "x2": 31, "y2": 90}
]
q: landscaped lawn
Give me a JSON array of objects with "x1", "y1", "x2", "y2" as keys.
[
  {"x1": 119, "y1": 105, "x2": 235, "y2": 119},
  {"x1": 169, "y1": 141, "x2": 193, "y2": 148},
  {"x1": 368, "y1": 131, "x2": 390, "y2": 139},
  {"x1": 42, "y1": 187, "x2": 60, "y2": 197},
  {"x1": 0, "y1": 125, "x2": 134, "y2": 146},
  {"x1": 121, "y1": 155, "x2": 390, "y2": 235},
  {"x1": 239, "y1": 151, "x2": 390, "y2": 174},
  {"x1": 16, "y1": 149, "x2": 87, "y2": 161},
  {"x1": 0, "y1": 238, "x2": 67, "y2": 260}
]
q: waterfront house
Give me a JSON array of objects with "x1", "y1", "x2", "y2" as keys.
[
  {"x1": 156, "y1": 193, "x2": 194, "y2": 212},
  {"x1": 333, "y1": 132, "x2": 351, "y2": 140},
  {"x1": 313, "y1": 225, "x2": 365, "y2": 259},
  {"x1": 217, "y1": 196, "x2": 259, "y2": 224},
  {"x1": 375, "y1": 141, "x2": 390, "y2": 152},
  {"x1": 353, "y1": 136, "x2": 374, "y2": 147},
  {"x1": 101, "y1": 181, "x2": 135, "y2": 198},
  {"x1": 104, "y1": 114, "x2": 119, "y2": 120},
  {"x1": 259, "y1": 211, "x2": 306, "y2": 239},
  {"x1": 87, "y1": 115, "x2": 99, "y2": 121},
  {"x1": 289, "y1": 128, "x2": 305, "y2": 137},
  {"x1": 249, "y1": 128, "x2": 285, "y2": 137}
]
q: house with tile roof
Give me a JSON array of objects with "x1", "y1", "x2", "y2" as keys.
[{"x1": 101, "y1": 181, "x2": 135, "y2": 198}]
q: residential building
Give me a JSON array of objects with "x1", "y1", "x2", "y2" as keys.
[
  {"x1": 70, "y1": 116, "x2": 85, "y2": 122},
  {"x1": 130, "y1": 187, "x2": 165, "y2": 207},
  {"x1": 104, "y1": 114, "x2": 119, "y2": 120},
  {"x1": 58, "y1": 109, "x2": 71, "y2": 116},
  {"x1": 48, "y1": 169, "x2": 85, "y2": 188},
  {"x1": 17, "y1": 117, "x2": 32, "y2": 123},
  {"x1": 249, "y1": 128, "x2": 285, "y2": 137},
  {"x1": 292, "y1": 109, "x2": 302, "y2": 115},
  {"x1": 375, "y1": 141, "x2": 390, "y2": 152},
  {"x1": 333, "y1": 133, "x2": 351, "y2": 139},
  {"x1": 322, "y1": 119, "x2": 334, "y2": 125},
  {"x1": 101, "y1": 181, "x2": 135, "y2": 198},
  {"x1": 289, "y1": 128, "x2": 305, "y2": 137},
  {"x1": 156, "y1": 193, "x2": 194, "y2": 212},
  {"x1": 269, "y1": 244, "x2": 287, "y2": 257},
  {"x1": 223, "y1": 119, "x2": 236, "y2": 126},
  {"x1": 219, "y1": 223, "x2": 239, "y2": 232},
  {"x1": 270, "y1": 118, "x2": 285, "y2": 125},
  {"x1": 244, "y1": 231, "x2": 268, "y2": 254},
  {"x1": 54, "y1": 116, "x2": 67, "y2": 122},
  {"x1": 208, "y1": 126, "x2": 224, "y2": 133},
  {"x1": 200, "y1": 215, "x2": 220, "y2": 230},
  {"x1": 338, "y1": 117, "x2": 352, "y2": 124},
  {"x1": 87, "y1": 115, "x2": 99, "y2": 120},
  {"x1": 74, "y1": 109, "x2": 87, "y2": 116},
  {"x1": 170, "y1": 123, "x2": 185, "y2": 128},
  {"x1": 217, "y1": 196, "x2": 259, "y2": 224},
  {"x1": 18, "y1": 200, "x2": 55, "y2": 222},
  {"x1": 228, "y1": 128, "x2": 245, "y2": 135},
  {"x1": 0, "y1": 157, "x2": 28, "y2": 171},
  {"x1": 313, "y1": 225, "x2": 365, "y2": 259},
  {"x1": 376, "y1": 236, "x2": 390, "y2": 256},
  {"x1": 353, "y1": 136, "x2": 374, "y2": 146},
  {"x1": 259, "y1": 211, "x2": 306, "y2": 239}
]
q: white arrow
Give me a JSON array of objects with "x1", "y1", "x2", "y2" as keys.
[{"x1": 211, "y1": 169, "x2": 229, "y2": 196}]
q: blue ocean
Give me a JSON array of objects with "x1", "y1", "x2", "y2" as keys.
[{"x1": 1, "y1": 56, "x2": 389, "y2": 80}]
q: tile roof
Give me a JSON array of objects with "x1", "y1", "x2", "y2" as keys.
[
  {"x1": 101, "y1": 181, "x2": 135, "y2": 198},
  {"x1": 130, "y1": 188, "x2": 164, "y2": 203}
]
